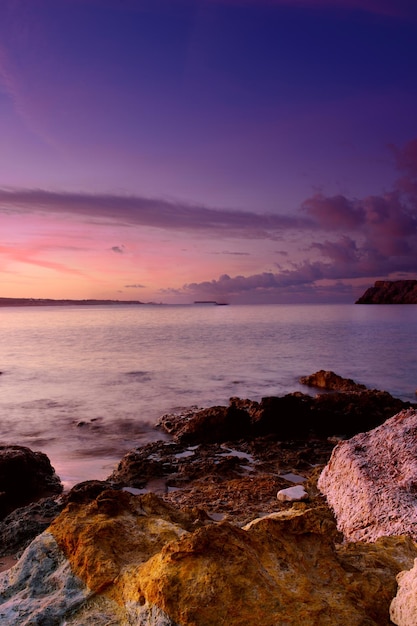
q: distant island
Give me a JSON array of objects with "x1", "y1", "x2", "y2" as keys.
[
  {"x1": 0, "y1": 298, "x2": 146, "y2": 307},
  {"x1": 356, "y1": 280, "x2": 417, "y2": 304}
]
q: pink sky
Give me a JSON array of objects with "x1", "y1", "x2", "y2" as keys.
[{"x1": 1, "y1": 0, "x2": 417, "y2": 303}]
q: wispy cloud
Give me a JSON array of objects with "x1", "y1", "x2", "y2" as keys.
[
  {"x1": 0, "y1": 188, "x2": 312, "y2": 239},
  {"x1": 125, "y1": 283, "x2": 146, "y2": 288}
]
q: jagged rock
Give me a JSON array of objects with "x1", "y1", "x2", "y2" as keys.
[
  {"x1": 318, "y1": 408, "x2": 417, "y2": 542},
  {"x1": 158, "y1": 404, "x2": 252, "y2": 444},
  {"x1": 0, "y1": 492, "x2": 415, "y2": 625},
  {"x1": 299, "y1": 369, "x2": 367, "y2": 392},
  {"x1": 108, "y1": 438, "x2": 335, "y2": 525},
  {"x1": 0, "y1": 446, "x2": 63, "y2": 519},
  {"x1": 157, "y1": 386, "x2": 411, "y2": 444},
  {"x1": 356, "y1": 279, "x2": 417, "y2": 304}
]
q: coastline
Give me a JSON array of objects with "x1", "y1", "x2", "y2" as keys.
[
  {"x1": 1, "y1": 371, "x2": 417, "y2": 623},
  {"x1": 0, "y1": 297, "x2": 147, "y2": 307}
]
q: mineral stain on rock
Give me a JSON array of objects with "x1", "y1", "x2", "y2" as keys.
[{"x1": 0, "y1": 371, "x2": 417, "y2": 624}]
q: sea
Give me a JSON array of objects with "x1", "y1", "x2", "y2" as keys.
[{"x1": 0, "y1": 303, "x2": 416, "y2": 488}]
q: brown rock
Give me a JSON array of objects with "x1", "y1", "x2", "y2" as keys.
[
  {"x1": 356, "y1": 279, "x2": 417, "y2": 304},
  {"x1": 299, "y1": 369, "x2": 367, "y2": 392},
  {"x1": 108, "y1": 438, "x2": 335, "y2": 526},
  {"x1": 53, "y1": 493, "x2": 417, "y2": 625},
  {"x1": 0, "y1": 445, "x2": 62, "y2": 519}
]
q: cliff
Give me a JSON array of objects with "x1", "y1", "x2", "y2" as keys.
[{"x1": 356, "y1": 280, "x2": 417, "y2": 304}]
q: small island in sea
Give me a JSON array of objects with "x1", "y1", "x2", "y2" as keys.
[{"x1": 356, "y1": 279, "x2": 417, "y2": 304}]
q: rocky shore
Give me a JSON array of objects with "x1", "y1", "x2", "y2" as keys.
[
  {"x1": 1, "y1": 371, "x2": 417, "y2": 624},
  {"x1": 356, "y1": 279, "x2": 417, "y2": 304}
]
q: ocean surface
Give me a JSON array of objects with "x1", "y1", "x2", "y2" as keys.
[{"x1": 0, "y1": 303, "x2": 416, "y2": 488}]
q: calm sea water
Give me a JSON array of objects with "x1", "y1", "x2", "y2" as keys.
[{"x1": 0, "y1": 303, "x2": 416, "y2": 487}]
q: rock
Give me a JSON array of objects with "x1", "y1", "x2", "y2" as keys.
[
  {"x1": 277, "y1": 485, "x2": 308, "y2": 501},
  {"x1": 0, "y1": 531, "x2": 90, "y2": 625},
  {"x1": 157, "y1": 403, "x2": 252, "y2": 444},
  {"x1": 356, "y1": 279, "x2": 417, "y2": 304},
  {"x1": 0, "y1": 496, "x2": 63, "y2": 562},
  {"x1": 318, "y1": 408, "x2": 417, "y2": 542},
  {"x1": 157, "y1": 387, "x2": 412, "y2": 444},
  {"x1": 299, "y1": 369, "x2": 367, "y2": 392},
  {"x1": 0, "y1": 446, "x2": 63, "y2": 519},
  {"x1": 0, "y1": 492, "x2": 415, "y2": 625},
  {"x1": 390, "y1": 559, "x2": 417, "y2": 625},
  {"x1": 108, "y1": 438, "x2": 335, "y2": 525}
]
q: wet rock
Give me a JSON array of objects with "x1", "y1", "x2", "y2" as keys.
[
  {"x1": 299, "y1": 369, "x2": 367, "y2": 392},
  {"x1": 158, "y1": 387, "x2": 412, "y2": 444},
  {"x1": 109, "y1": 438, "x2": 335, "y2": 525},
  {"x1": 1, "y1": 492, "x2": 415, "y2": 625},
  {"x1": 158, "y1": 404, "x2": 251, "y2": 444},
  {"x1": 0, "y1": 496, "x2": 63, "y2": 563},
  {"x1": 0, "y1": 446, "x2": 63, "y2": 519},
  {"x1": 63, "y1": 480, "x2": 116, "y2": 505},
  {"x1": 319, "y1": 408, "x2": 417, "y2": 542}
]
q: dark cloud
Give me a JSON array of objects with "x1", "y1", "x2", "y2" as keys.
[
  {"x1": 173, "y1": 269, "x2": 358, "y2": 303},
  {"x1": 111, "y1": 245, "x2": 125, "y2": 254},
  {"x1": 175, "y1": 138, "x2": 417, "y2": 302},
  {"x1": 125, "y1": 283, "x2": 146, "y2": 288},
  {"x1": 302, "y1": 193, "x2": 365, "y2": 231}
]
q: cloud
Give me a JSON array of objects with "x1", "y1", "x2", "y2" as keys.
[
  {"x1": 111, "y1": 245, "x2": 125, "y2": 254},
  {"x1": 302, "y1": 193, "x2": 365, "y2": 231},
  {"x1": 125, "y1": 283, "x2": 146, "y2": 288},
  {"x1": 0, "y1": 187, "x2": 312, "y2": 239},
  {"x1": 168, "y1": 137, "x2": 417, "y2": 303}
]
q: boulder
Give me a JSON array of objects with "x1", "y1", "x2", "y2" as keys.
[
  {"x1": 1, "y1": 490, "x2": 416, "y2": 625},
  {"x1": 299, "y1": 369, "x2": 367, "y2": 392},
  {"x1": 318, "y1": 408, "x2": 417, "y2": 542},
  {"x1": 157, "y1": 387, "x2": 411, "y2": 443},
  {"x1": 0, "y1": 446, "x2": 62, "y2": 519},
  {"x1": 158, "y1": 404, "x2": 252, "y2": 444},
  {"x1": 390, "y1": 558, "x2": 417, "y2": 625}
]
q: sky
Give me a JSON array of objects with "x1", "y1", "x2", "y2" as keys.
[{"x1": 1, "y1": 0, "x2": 417, "y2": 304}]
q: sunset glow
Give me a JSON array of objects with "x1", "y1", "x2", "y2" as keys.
[{"x1": 1, "y1": 0, "x2": 417, "y2": 303}]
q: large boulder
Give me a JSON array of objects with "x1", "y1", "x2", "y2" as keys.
[
  {"x1": 0, "y1": 490, "x2": 416, "y2": 624},
  {"x1": 318, "y1": 408, "x2": 417, "y2": 542},
  {"x1": 0, "y1": 446, "x2": 62, "y2": 519}
]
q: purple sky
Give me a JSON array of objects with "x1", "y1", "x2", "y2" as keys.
[{"x1": 1, "y1": 0, "x2": 417, "y2": 303}]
